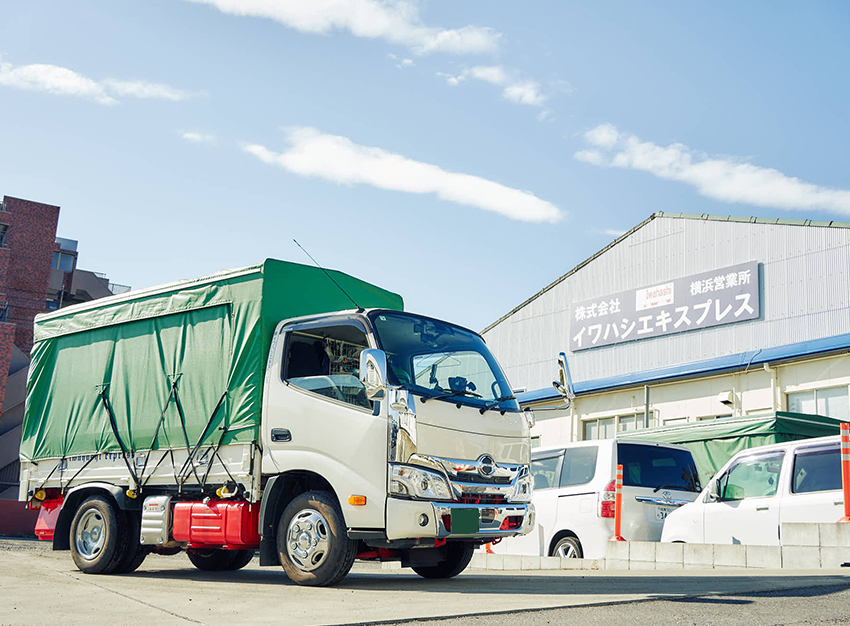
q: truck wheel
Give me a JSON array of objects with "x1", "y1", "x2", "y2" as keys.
[
  {"x1": 276, "y1": 491, "x2": 356, "y2": 587},
  {"x1": 551, "y1": 536, "x2": 582, "y2": 558},
  {"x1": 113, "y1": 510, "x2": 149, "y2": 574},
  {"x1": 411, "y1": 542, "x2": 475, "y2": 579},
  {"x1": 227, "y1": 549, "x2": 256, "y2": 570},
  {"x1": 70, "y1": 495, "x2": 128, "y2": 574},
  {"x1": 187, "y1": 548, "x2": 240, "y2": 571}
]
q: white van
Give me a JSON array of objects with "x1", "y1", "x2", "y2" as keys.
[
  {"x1": 501, "y1": 439, "x2": 701, "y2": 559},
  {"x1": 661, "y1": 436, "x2": 844, "y2": 546}
]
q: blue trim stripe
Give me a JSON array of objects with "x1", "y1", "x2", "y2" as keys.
[{"x1": 517, "y1": 332, "x2": 850, "y2": 406}]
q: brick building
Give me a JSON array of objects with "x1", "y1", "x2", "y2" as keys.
[{"x1": 0, "y1": 195, "x2": 127, "y2": 534}]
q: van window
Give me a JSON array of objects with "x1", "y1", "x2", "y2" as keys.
[
  {"x1": 792, "y1": 446, "x2": 841, "y2": 494},
  {"x1": 531, "y1": 454, "x2": 562, "y2": 490},
  {"x1": 721, "y1": 451, "x2": 784, "y2": 500},
  {"x1": 617, "y1": 443, "x2": 701, "y2": 492},
  {"x1": 282, "y1": 324, "x2": 372, "y2": 409},
  {"x1": 560, "y1": 446, "x2": 598, "y2": 487}
]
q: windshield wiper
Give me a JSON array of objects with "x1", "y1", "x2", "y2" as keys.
[
  {"x1": 479, "y1": 395, "x2": 517, "y2": 414},
  {"x1": 420, "y1": 389, "x2": 482, "y2": 403},
  {"x1": 653, "y1": 484, "x2": 687, "y2": 493}
]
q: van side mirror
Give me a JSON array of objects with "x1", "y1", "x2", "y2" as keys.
[
  {"x1": 359, "y1": 349, "x2": 387, "y2": 400},
  {"x1": 708, "y1": 478, "x2": 722, "y2": 502},
  {"x1": 553, "y1": 352, "x2": 575, "y2": 401}
]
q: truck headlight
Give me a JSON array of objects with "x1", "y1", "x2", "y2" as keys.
[
  {"x1": 510, "y1": 474, "x2": 534, "y2": 503},
  {"x1": 389, "y1": 464, "x2": 454, "y2": 501}
]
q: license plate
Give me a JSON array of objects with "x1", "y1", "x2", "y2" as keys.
[
  {"x1": 451, "y1": 508, "x2": 480, "y2": 534},
  {"x1": 656, "y1": 506, "x2": 674, "y2": 521}
]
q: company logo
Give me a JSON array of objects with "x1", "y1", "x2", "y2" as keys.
[
  {"x1": 661, "y1": 490, "x2": 672, "y2": 503},
  {"x1": 477, "y1": 454, "x2": 496, "y2": 477}
]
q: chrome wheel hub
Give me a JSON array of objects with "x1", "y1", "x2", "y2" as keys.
[
  {"x1": 286, "y1": 509, "x2": 330, "y2": 572},
  {"x1": 75, "y1": 509, "x2": 106, "y2": 560}
]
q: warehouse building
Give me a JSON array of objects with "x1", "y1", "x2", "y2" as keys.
[{"x1": 482, "y1": 212, "x2": 850, "y2": 447}]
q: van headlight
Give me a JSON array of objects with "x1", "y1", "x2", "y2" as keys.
[
  {"x1": 389, "y1": 464, "x2": 454, "y2": 501},
  {"x1": 510, "y1": 474, "x2": 534, "y2": 503}
]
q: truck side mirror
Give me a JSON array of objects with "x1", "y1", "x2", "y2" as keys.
[
  {"x1": 360, "y1": 349, "x2": 387, "y2": 400},
  {"x1": 554, "y1": 352, "x2": 575, "y2": 401}
]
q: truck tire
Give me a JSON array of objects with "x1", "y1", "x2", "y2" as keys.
[
  {"x1": 69, "y1": 495, "x2": 129, "y2": 574},
  {"x1": 228, "y1": 549, "x2": 256, "y2": 570},
  {"x1": 187, "y1": 548, "x2": 240, "y2": 571},
  {"x1": 276, "y1": 491, "x2": 356, "y2": 587},
  {"x1": 411, "y1": 542, "x2": 474, "y2": 579},
  {"x1": 113, "y1": 510, "x2": 149, "y2": 574}
]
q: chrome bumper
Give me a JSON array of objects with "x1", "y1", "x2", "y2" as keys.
[{"x1": 433, "y1": 502, "x2": 535, "y2": 539}]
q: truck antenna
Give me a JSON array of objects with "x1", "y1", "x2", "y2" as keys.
[{"x1": 293, "y1": 239, "x2": 364, "y2": 313}]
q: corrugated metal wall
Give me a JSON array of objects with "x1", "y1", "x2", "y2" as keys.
[{"x1": 483, "y1": 216, "x2": 850, "y2": 392}]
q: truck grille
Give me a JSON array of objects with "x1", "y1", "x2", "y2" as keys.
[{"x1": 459, "y1": 493, "x2": 507, "y2": 505}]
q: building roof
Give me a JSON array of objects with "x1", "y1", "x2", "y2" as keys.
[{"x1": 482, "y1": 211, "x2": 850, "y2": 334}]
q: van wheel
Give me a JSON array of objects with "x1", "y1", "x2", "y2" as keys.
[
  {"x1": 552, "y1": 536, "x2": 583, "y2": 558},
  {"x1": 70, "y1": 496, "x2": 128, "y2": 574},
  {"x1": 276, "y1": 491, "x2": 356, "y2": 587},
  {"x1": 411, "y1": 542, "x2": 474, "y2": 579}
]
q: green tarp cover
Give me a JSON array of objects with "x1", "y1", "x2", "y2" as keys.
[
  {"x1": 22, "y1": 259, "x2": 403, "y2": 462},
  {"x1": 620, "y1": 412, "x2": 842, "y2": 484}
]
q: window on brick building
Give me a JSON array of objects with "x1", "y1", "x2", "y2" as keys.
[
  {"x1": 52, "y1": 252, "x2": 75, "y2": 272},
  {"x1": 0, "y1": 224, "x2": 8, "y2": 247}
]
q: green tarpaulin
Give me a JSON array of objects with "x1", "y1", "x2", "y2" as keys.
[
  {"x1": 620, "y1": 412, "x2": 842, "y2": 484},
  {"x1": 21, "y1": 259, "x2": 403, "y2": 462}
]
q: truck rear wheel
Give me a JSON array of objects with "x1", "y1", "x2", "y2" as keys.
[
  {"x1": 276, "y1": 491, "x2": 356, "y2": 587},
  {"x1": 411, "y1": 542, "x2": 474, "y2": 579},
  {"x1": 187, "y1": 548, "x2": 243, "y2": 571},
  {"x1": 70, "y1": 495, "x2": 128, "y2": 574},
  {"x1": 113, "y1": 510, "x2": 149, "y2": 574}
]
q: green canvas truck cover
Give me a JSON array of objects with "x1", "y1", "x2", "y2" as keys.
[
  {"x1": 21, "y1": 259, "x2": 403, "y2": 463},
  {"x1": 621, "y1": 411, "x2": 842, "y2": 484}
]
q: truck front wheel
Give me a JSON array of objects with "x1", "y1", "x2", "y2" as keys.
[
  {"x1": 276, "y1": 491, "x2": 356, "y2": 587},
  {"x1": 69, "y1": 496, "x2": 128, "y2": 574},
  {"x1": 411, "y1": 542, "x2": 475, "y2": 579}
]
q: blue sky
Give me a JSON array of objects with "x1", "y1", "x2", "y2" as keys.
[{"x1": 1, "y1": 1, "x2": 848, "y2": 331}]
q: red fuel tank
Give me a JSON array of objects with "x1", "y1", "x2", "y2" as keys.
[{"x1": 172, "y1": 500, "x2": 260, "y2": 547}]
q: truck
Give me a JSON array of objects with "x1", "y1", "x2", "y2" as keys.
[{"x1": 19, "y1": 259, "x2": 534, "y2": 586}]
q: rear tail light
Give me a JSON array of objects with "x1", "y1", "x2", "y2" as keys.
[{"x1": 600, "y1": 479, "x2": 616, "y2": 518}]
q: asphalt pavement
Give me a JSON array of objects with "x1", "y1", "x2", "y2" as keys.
[{"x1": 2, "y1": 539, "x2": 849, "y2": 626}]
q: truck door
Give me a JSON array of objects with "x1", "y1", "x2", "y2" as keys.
[
  {"x1": 263, "y1": 319, "x2": 387, "y2": 529},
  {"x1": 703, "y1": 450, "x2": 785, "y2": 546}
]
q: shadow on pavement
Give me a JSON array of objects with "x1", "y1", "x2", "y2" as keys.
[{"x1": 123, "y1": 565, "x2": 850, "y2": 600}]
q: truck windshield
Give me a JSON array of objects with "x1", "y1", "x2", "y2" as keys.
[{"x1": 368, "y1": 311, "x2": 519, "y2": 412}]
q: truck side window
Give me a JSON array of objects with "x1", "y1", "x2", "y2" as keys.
[
  {"x1": 560, "y1": 446, "x2": 598, "y2": 488},
  {"x1": 792, "y1": 446, "x2": 841, "y2": 494},
  {"x1": 282, "y1": 324, "x2": 372, "y2": 410},
  {"x1": 721, "y1": 451, "x2": 785, "y2": 500}
]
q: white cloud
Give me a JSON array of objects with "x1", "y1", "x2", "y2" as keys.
[
  {"x1": 103, "y1": 79, "x2": 199, "y2": 101},
  {"x1": 186, "y1": 0, "x2": 500, "y2": 55},
  {"x1": 242, "y1": 127, "x2": 562, "y2": 223},
  {"x1": 180, "y1": 131, "x2": 217, "y2": 144},
  {"x1": 0, "y1": 57, "x2": 198, "y2": 105},
  {"x1": 400, "y1": 58, "x2": 414, "y2": 67},
  {"x1": 0, "y1": 60, "x2": 117, "y2": 105},
  {"x1": 575, "y1": 124, "x2": 850, "y2": 215},
  {"x1": 603, "y1": 228, "x2": 626, "y2": 237},
  {"x1": 442, "y1": 65, "x2": 547, "y2": 109},
  {"x1": 584, "y1": 123, "x2": 619, "y2": 149}
]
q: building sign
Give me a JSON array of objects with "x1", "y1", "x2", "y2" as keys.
[{"x1": 570, "y1": 261, "x2": 760, "y2": 352}]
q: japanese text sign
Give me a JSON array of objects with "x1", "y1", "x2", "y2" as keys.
[{"x1": 570, "y1": 261, "x2": 760, "y2": 352}]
